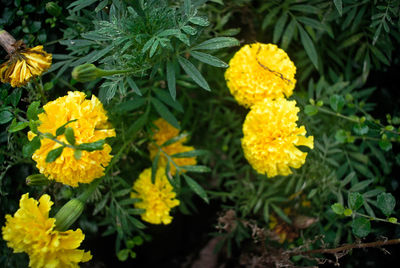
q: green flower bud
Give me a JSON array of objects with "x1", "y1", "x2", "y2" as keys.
[
  {"x1": 45, "y1": 2, "x2": 62, "y2": 17},
  {"x1": 54, "y1": 199, "x2": 84, "y2": 231},
  {"x1": 72, "y1": 64, "x2": 103, "y2": 82},
  {"x1": 26, "y1": 174, "x2": 49, "y2": 186}
]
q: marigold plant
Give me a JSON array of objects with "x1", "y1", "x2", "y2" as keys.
[
  {"x1": 29, "y1": 91, "x2": 115, "y2": 187},
  {"x1": 2, "y1": 193, "x2": 91, "y2": 268},
  {"x1": 225, "y1": 43, "x2": 296, "y2": 108},
  {"x1": 131, "y1": 168, "x2": 180, "y2": 225},
  {"x1": 241, "y1": 98, "x2": 314, "y2": 177}
]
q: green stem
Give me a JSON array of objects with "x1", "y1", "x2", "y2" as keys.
[
  {"x1": 33, "y1": 78, "x2": 47, "y2": 103},
  {"x1": 355, "y1": 212, "x2": 400, "y2": 225},
  {"x1": 317, "y1": 107, "x2": 359, "y2": 123},
  {"x1": 98, "y1": 68, "x2": 135, "y2": 76}
]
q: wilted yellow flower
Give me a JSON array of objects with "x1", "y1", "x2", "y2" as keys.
[
  {"x1": 0, "y1": 43, "x2": 52, "y2": 87},
  {"x1": 148, "y1": 118, "x2": 197, "y2": 175},
  {"x1": 2, "y1": 193, "x2": 91, "y2": 268},
  {"x1": 225, "y1": 43, "x2": 296, "y2": 108},
  {"x1": 241, "y1": 98, "x2": 313, "y2": 177},
  {"x1": 29, "y1": 91, "x2": 115, "y2": 187},
  {"x1": 131, "y1": 168, "x2": 180, "y2": 225}
]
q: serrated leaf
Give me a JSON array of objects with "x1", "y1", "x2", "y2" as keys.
[
  {"x1": 182, "y1": 25, "x2": 197, "y2": 35},
  {"x1": 161, "y1": 133, "x2": 189, "y2": 147},
  {"x1": 298, "y1": 24, "x2": 318, "y2": 70},
  {"x1": 46, "y1": 146, "x2": 64, "y2": 163},
  {"x1": 377, "y1": 193, "x2": 396, "y2": 216},
  {"x1": 127, "y1": 215, "x2": 146, "y2": 229},
  {"x1": 178, "y1": 56, "x2": 210, "y2": 91},
  {"x1": 22, "y1": 136, "x2": 41, "y2": 158},
  {"x1": 192, "y1": 37, "x2": 239, "y2": 50},
  {"x1": 153, "y1": 88, "x2": 183, "y2": 112},
  {"x1": 190, "y1": 51, "x2": 228, "y2": 68},
  {"x1": 348, "y1": 192, "x2": 364, "y2": 210},
  {"x1": 281, "y1": 19, "x2": 296, "y2": 50},
  {"x1": 183, "y1": 174, "x2": 209, "y2": 203},
  {"x1": 151, "y1": 98, "x2": 180, "y2": 129},
  {"x1": 166, "y1": 61, "x2": 177, "y2": 100},
  {"x1": 352, "y1": 217, "x2": 371, "y2": 237},
  {"x1": 9, "y1": 88, "x2": 21, "y2": 107},
  {"x1": 114, "y1": 98, "x2": 146, "y2": 113},
  {"x1": 350, "y1": 179, "x2": 373, "y2": 192}
]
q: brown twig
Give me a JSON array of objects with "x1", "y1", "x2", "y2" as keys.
[
  {"x1": 294, "y1": 238, "x2": 400, "y2": 256},
  {"x1": 0, "y1": 30, "x2": 17, "y2": 55}
]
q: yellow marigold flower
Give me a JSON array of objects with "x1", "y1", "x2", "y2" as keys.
[
  {"x1": 148, "y1": 118, "x2": 197, "y2": 175},
  {"x1": 241, "y1": 98, "x2": 313, "y2": 177},
  {"x1": 29, "y1": 91, "x2": 116, "y2": 187},
  {"x1": 2, "y1": 193, "x2": 92, "y2": 268},
  {"x1": 0, "y1": 42, "x2": 52, "y2": 87},
  {"x1": 225, "y1": 43, "x2": 296, "y2": 108},
  {"x1": 131, "y1": 168, "x2": 180, "y2": 225}
]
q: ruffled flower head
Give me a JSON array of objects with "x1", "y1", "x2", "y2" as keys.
[
  {"x1": 29, "y1": 91, "x2": 116, "y2": 187},
  {"x1": 241, "y1": 98, "x2": 313, "y2": 177},
  {"x1": 148, "y1": 118, "x2": 197, "y2": 175},
  {"x1": 131, "y1": 168, "x2": 180, "y2": 225},
  {"x1": 225, "y1": 43, "x2": 296, "y2": 108},
  {"x1": 0, "y1": 42, "x2": 52, "y2": 87},
  {"x1": 2, "y1": 193, "x2": 91, "y2": 268}
]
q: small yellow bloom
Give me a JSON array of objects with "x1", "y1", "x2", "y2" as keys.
[
  {"x1": 225, "y1": 43, "x2": 296, "y2": 108},
  {"x1": 29, "y1": 91, "x2": 116, "y2": 187},
  {"x1": 148, "y1": 118, "x2": 197, "y2": 175},
  {"x1": 131, "y1": 168, "x2": 180, "y2": 225},
  {"x1": 0, "y1": 44, "x2": 52, "y2": 87},
  {"x1": 2, "y1": 193, "x2": 92, "y2": 268},
  {"x1": 241, "y1": 98, "x2": 313, "y2": 177}
]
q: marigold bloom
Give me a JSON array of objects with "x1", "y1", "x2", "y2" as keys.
[
  {"x1": 0, "y1": 44, "x2": 52, "y2": 87},
  {"x1": 148, "y1": 118, "x2": 197, "y2": 175},
  {"x1": 131, "y1": 168, "x2": 180, "y2": 225},
  {"x1": 225, "y1": 43, "x2": 296, "y2": 108},
  {"x1": 241, "y1": 98, "x2": 313, "y2": 177},
  {"x1": 29, "y1": 91, "x2": 115, "y2": 187},
  {"x1": 2, "y1": 193, "x2": 91, "y2": 268}
]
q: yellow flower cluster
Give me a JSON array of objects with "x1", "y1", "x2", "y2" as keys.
[
  {"x1": 242, "y1": 98, "x2": 314, "y2": 177},
  {"x1": 0, "y1": 45, "x2": 52, "y2": 87},
  {"x1": 148, "y1": 118, "x2": 196, "y2": 175},
  {"x1": 29, "y1": 91, "x2": 115, "y2": 187},
  {"x1": 131, "y1": 168, "x2": 180, "y2": 225},
  {"x1": 225, "y1": 43, "x2": 296, "y2": 108},
  {"x1": 2, "y1": 193, "x2": 91, "y2": 268}
]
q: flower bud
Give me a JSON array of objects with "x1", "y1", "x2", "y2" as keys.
[
  {"x1": 45, "y1": 2, "x2": 62, "y2": 17},
  {"x1": 72, "y1": 64, "x2": 103, "y2": 82},
  {"x1": 54, "y1": 199, "x2": 84, "y2": 231},
  {"x1": 26, "y1": 174, "x2": 49, "y2": 186}
]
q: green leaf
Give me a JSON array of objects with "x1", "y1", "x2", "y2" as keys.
[
  {"x1": 151, "y1": 151, "x2": 160, "y2": 184},
  {"x1": 76, "y1": 140, "x2": 105, "y2": 152},
  {"x1": 348, "y1": 192, "x2": 364, "y2": 210},
  {"x1": 22, "y1": 136, "x2": 41, "y2": 158},
  {"x1": 377, "y1": 193, "x2": 396, "y2": 216},
  {"x1": 0, "y1": 110, "x2": 13, "y2": 124},
  {"x1": 64, "y1": 127, "x2": 76, "y2": 145},
  {"x1": 178, "y1": 56, "x2": 210, "y2": 91},
  {"x1": 182, "y1": 25, "x2": 197, "y2": 35},
  {"x1": 271, "y1": 204, "x2": 292, "y2": 224},
  {"x1": 344, "y1": 208, "x2": 353, "y2": 216},
  {"x1": 350, "y1": 179, "x2": 373, "y2": 192},
  {"x1": 117, "y1": 249, "x2": 130, "y2": 262},
  {"x1": 189, "y1": 17, "x2": 209, "y2": 26},
  {"x1": 127, "y1": 113, "x2": 148, "y2": 136},
  {"x1": 46, "y1": 146, "x2": 64, "y2": 163},
  {"x1": 329, "y1": 94, "x2": 345, "y2": 112},
  {"x1": 126, "y1": 78, "x2": 142, "y2": 96},
  {"x1": 166, "y1": 61, "x2": 177, "y2": 100},
  {"x1": 127, "y1": 215, "x2": 146, "y2": 229},
  {"x1": 304, "y1": 105, "x2": 318, "y2": 116},
  {"x1": 9, "y1": 88, "x2": 21, "y2": 107},
  {"x1": 114, "y1": 98, "x2": 146, "y2": 113},
  {"x1": 333, "y1": 0, "x2": 343, "y2": 16},
  {"x1": 183, "y1": 174, "x2": 209, "y2": 203},
  {"x1": 273, "y1": 13, "x2": 288, "y2": 44},
  {"x1": 192, "y1": 37, "x2": 239, "y2": 50},
  {"x1": 298, "y1": 24, "x2": 319, "y2": 70},
  {"x1": 153, "y1": 89, "x2": 183, "y2": 112},
  {"x1": 149, "y1": 39, "x2": 159, "y2": 58},
  {"x1": 335, "y1": 129, "x2": 347, "y2": 143},
  {"x1": 171, "y1": 149, "x2": 208, "y2": 158},
  {"x1": 27, "y1": 101, "x2": 41, "y2": 121},
  {"x1": 161, "y1": 133, "x2": 189, "y2": 147},
  {"x1": 8, "y1": 120, "x2": 29, "y2": 133},
  {"x1": 151, "y1": 98, "x2": 180, "y2": 129},
  {"x1": 180, "y1": 165, "x2": 211, "y2": 173},
  {"x1": 331, "y1": 203, "x2": 344, "y2": 215},
  {"x1": 353, "y1": 124, "x2": 369, "y2": 135},
  {"x1": 281, "y1": 19, "x2": 296, "y2": 50},
  {"x1": 190, "y1": 51, "x2": 228, "y2": 68},
  {"x1": 379, "y1": 140, "x2": 392, "y2": 151},
  {"x1": 351, "y1": 217, "x2": 371, "y2": 237},
  {"x1": 55, "y1": 119, "x2": 77, "y2": 137}
]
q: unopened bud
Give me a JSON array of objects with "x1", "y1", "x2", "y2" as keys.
[
  {"x1": 54, "y1": 199, "x2": 84, "y2": 231},
  {"x1": 72, "y1": 64, "x2": 103, "y2": 82},
  {"x1": 26, "y1": 174, "x2": 49, "y2": 186},
  {"x1": 46, "y1": 2, "x2": 62, "y2": 17}
]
